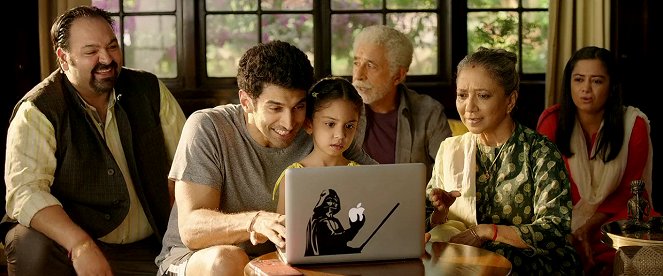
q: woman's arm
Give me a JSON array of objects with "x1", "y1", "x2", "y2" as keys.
[
  {"x1": 472, "y1": 224, "x2": 528, "y2": 248},
  {"x1": 517, "y1": 138, "x2": 575, "y2": 252}
]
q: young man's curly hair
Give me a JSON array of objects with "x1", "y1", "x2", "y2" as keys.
[{"x1": 237, "y1": 40, "x2": 314, "y2": 99}]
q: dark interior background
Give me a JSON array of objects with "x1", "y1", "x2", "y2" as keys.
[{"x1": 7, "y1": 0, "x2": 662, "y2": 214}]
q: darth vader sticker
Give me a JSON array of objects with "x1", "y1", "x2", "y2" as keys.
[{"x1": 305, "y1": 188, "x2": 399, "y2": 256}]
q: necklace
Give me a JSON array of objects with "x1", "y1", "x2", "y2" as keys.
[
  {"x1": 477, "y1": 142, "x2": 507, "y2": 181},
  {"x1": 477, "y1": 122, "x2": 516, "y2": 181}
]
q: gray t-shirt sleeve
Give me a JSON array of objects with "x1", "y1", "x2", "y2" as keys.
[{"x1": 169, "y1": 110, "x2": 223, "y2": 189}]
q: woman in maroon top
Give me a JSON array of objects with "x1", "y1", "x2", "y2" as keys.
[{"x1": 537, "y1": 46, "x2": 657, "y2": 276}]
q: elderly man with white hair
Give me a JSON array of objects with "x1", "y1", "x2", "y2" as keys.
[{"x1": 352, "y1": 25, "x2": 452, "y2": 187}]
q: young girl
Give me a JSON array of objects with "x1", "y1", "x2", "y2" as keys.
[{"x1": 273, "y1": 76, "x2": 364, "y2": 214}]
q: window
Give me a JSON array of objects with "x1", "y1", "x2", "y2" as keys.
[
  {"x1": 204, "y1": 0, "x2": 314, "y2": 78},
  {"x1": 328, "y1": 0, "x2": 439, "y2": 76},
  {"x1": 464, "y1": 0, "x2": 549, "y2": 75},
  {"x1": 92, "y1": 0, "x2": 179, "y2": 78},
  {"x1": 201, "y1": 0, "x2": 445, "y2": 86},
  {"x1": 91, "y1": 0, "x2": 547, "y2": 97}
]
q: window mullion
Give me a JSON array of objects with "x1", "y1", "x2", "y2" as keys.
[
  {"x1": 180, "y1": 0, "x2": 195, "y2": 89},
  {"x1": 316, "y1": 0, "x2": 330, "y2": 79}
]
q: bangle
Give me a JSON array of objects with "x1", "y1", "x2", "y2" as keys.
[
  {"x1": 492, "y1": 224, "x2": 498, "y2": 241},
  {"x1": 247, "y1": 211, "x2": 262, "y2": 233},
  {"x1": 469, "y1": 226, "x2": 483, "y2": 241},
  {"x1": 68, "y1": 239, "x2": 95, "y2": 261}
]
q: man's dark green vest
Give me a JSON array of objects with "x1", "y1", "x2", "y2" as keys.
[{"x1": 8, "y1": 68, "x2": 171, "y2": 241}]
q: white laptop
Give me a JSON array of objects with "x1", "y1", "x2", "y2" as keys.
[{"x1": 277, "y1": 163, "x2": 426, "y2": 265}]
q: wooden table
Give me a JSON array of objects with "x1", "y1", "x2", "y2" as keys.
[{"x1": 244, "y1": 242, "x2": 512, "y2": 276}]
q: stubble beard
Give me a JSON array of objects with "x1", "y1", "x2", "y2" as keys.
[
  {"x1": 91, "y1": 76, "x2": 116, "y2": 95},
  {"x1": 91, "y1": 61, "x2": 119, "y2": 95}
]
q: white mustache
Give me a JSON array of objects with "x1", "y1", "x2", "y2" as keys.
[{"x1": 352, "y1": 81, "x2": 372, "y2": 90}]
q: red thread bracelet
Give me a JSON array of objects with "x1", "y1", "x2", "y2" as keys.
[{"x1": 491, "y1": 224, "x2": 498, "y2": 241}]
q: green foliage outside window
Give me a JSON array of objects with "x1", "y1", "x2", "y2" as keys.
[
  {"x1": 93, "y1": 0, "x2": 548, "y2": 79},
  {"x1": 467, "y1": 0, "x2": 549, "y2": 74}
]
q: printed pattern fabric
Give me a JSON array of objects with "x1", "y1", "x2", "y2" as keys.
[{"x1": 474, "y1": 125, "x2": 582, "y2": 275}]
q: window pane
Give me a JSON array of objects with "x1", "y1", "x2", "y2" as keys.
[
  {"x1": 330, "y1": 13, "x2": 382, "y2": 75},
  {"x1": 262, "y1": 14, "x2": 314, "y2": 65},
  {"x1": 124, "y1": 0, "x2": 175, "y2": 12},
  {"x1": 523, "y1": 0, "x2": 549, "y2": 8},
  {"x1": 467, "y1": 11, "x2": 518, "y2": 57},
  {"x1": 522, "y1": 11, "x2": 548, "y2": 73},
  {"x1": 206, "y1": 14, "x2": 258, "y2": 77},
  {"x1": 207, "y1": 0, "x2": 257, "y2": 11},
  {"x1": 387, "y1": 13, "x2": 438, "y2": 75},
  {"x1": 467, "y1": 0, "x2": 517, "y2": 9},
  {"x1": 123, "y1": 16, "x2": 177, "y2": 78},
  {"x1": 387, "y1": 0, "x2": 436, "y2": 9},
  {"x1": 92, "y1": 0, "x2": 119, "y2": 12},
  {"x1": 332, "y1": 0, "x2": 382, "y2": 10},
  {"x1": 262, "y1": 0, "x2": 312, "y2": 10},
  {"x1": 111, "y1": 16, "x2": 121, "y2": 38}
]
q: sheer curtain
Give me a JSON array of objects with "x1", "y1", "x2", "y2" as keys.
[
  {"x1": 38, "y1": 0, "x2": 91, "y2": 78},
  {"x1": 545, "y1": 0, "x2": 611, "y2": 107}
]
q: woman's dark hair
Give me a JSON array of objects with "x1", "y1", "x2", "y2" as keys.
[
  {"x1": 307, "y1": 76, "x2": 363, "y2": 119},
  {"x1": 556, "y1": 46, "x2": 623, "y2": 162},
  {"x1": 51, "y1": 6, "x2": 114, "y2": 52}
]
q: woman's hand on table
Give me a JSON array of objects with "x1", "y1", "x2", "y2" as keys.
[
  {"x1": 572, "y1": 212, "x2": 609, "y2": 272},
  {"x1": 572, "y1": 224, "x2": 595, "y2": 271}
]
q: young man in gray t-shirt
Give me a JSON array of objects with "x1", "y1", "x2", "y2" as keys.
[{"x1": 156, "y1": 40, "x2": 374, "y2": 275}]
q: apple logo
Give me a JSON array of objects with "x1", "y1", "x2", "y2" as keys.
[{"x1": 349, "y1": 203, "x2": 365, "y2": 222}]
